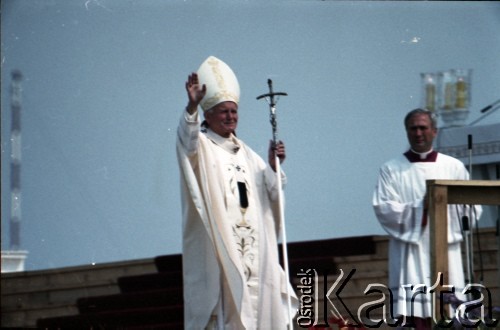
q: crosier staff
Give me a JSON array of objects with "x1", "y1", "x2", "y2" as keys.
[{"x1": 257, "y1": 79, "x2": 293, "y2": 329}]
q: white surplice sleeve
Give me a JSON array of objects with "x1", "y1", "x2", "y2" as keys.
[
  {"x1": 372, "y1": 164, "x2": 425, "y2": 243},
  {"x1": 177, "y1": 110, "x2": 200, "y2": 157},
  {"x1": 264, "y1": 165, "x2": 287, "y2": 202}
]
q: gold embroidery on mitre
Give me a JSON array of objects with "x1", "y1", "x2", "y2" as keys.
[
  {"x1": 202, "y1": 91, "x2": 239, "y2": 111},
  {"x1": 209, "y1": 57, "x2": 226, "y2": 92},
  {"x1": 201, "y1": 57, "x2": 239, "y2": 111}
]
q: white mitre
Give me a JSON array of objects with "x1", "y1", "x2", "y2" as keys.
[{"x1": 197, "y1": 56, "x2": 240, "y2": 111}]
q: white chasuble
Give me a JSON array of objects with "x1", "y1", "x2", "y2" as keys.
[
  {"x1": 207, "y1": 129, "x2": 260, "y2": 323},
  {"x1": 177, "y1": 111, "x2": 297, "y2": 330},
  {"x1": 372, "y1": 151, "x2": 481, "y2": 319}
]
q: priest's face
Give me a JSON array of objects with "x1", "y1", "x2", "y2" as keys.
[
  {"x1": 405, "y1": 113, "x2": 437, "y2": 153},
  {"x1": 205, "y1": 101, "x2": 238, "y2": 138}
]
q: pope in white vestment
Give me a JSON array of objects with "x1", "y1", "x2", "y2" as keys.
[
  {"x1": 372, "y1": 109, "x2": 481, "y2": 326},
  {"x1": 176, "y1": 56, "x2": 297, "y2": 330}
]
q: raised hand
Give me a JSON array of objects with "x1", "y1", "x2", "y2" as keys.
[{"x1": 185, "y1": 73, "x2": 206, "y2": 114}]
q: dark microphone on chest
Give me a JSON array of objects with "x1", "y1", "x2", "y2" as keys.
[{"x1": 237, "y1": 181, "x2": 249, "y2": 208}]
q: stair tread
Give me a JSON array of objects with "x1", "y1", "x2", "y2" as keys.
[
  {"x1": 78, "y1": 287, "x2": 183, "y2": 313},
  {"x1": 37, "y1": 305, "x2": 184, "y2": 329},
  {"x1": 154, "y1": 255, "x2": 182, "y2": 273},
  {"x1": 118, "y1": 272, "x2": 182, "y2": 293}
]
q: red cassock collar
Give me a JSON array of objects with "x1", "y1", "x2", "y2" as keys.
[{"x1": 404, "y1": 150, "x2": 438, "y2": 163}]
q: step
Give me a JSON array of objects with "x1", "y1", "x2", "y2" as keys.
[
  {"x1": 288, "y1": 256, "x2": 338, "y2": 276},
  {"x1": 77, "y1": 287, "x2": 182, "y2": 313},
  {"x1": 124, "y1": 321, "x2": 184, "y2": 330},
  {"x1": 284, "y1": 235, "x2": 377, "y2": 260},
  {"x1": 37, "y1": 305, "x2": 183, "y2": 329},
  {"x1": 154, "y1": 254, "x2": 182, "y2": 273},
  {"x1": 118, "y1": 272, "x2": 182, "y2": 293}
]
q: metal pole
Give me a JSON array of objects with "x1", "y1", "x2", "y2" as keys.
[
  {"x1": 465, "y1": 134, "x2": 476, "y2": 286},
  {"x1": 10, "y1": 70, "x2": 23, "y2": 251},
  {"x1": 257, "y1": 80, "x2": 293, "y2": 329}
]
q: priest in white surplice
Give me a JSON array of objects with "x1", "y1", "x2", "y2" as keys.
[
  {"x1": 372, "y1": 109, "x2": 481, "y2": 329},
  {"x1": 176, "y1": 56, "x2": 297, "y2": 329}
]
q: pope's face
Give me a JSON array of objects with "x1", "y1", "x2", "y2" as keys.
[
  {"x1": 205, "y1": 101, "x2": 238, "y2": 138},
  {"x1": 405, "y1": 113, "x2": 437, "y2": 153}
]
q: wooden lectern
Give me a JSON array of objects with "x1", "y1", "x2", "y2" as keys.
[{"x1": 426, "y1": 180, "x2": 500, "y2": 323}]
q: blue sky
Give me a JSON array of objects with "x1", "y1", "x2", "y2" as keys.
[{"x1": 2, "y1": 0, "x2": 499, "y2": 270}]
